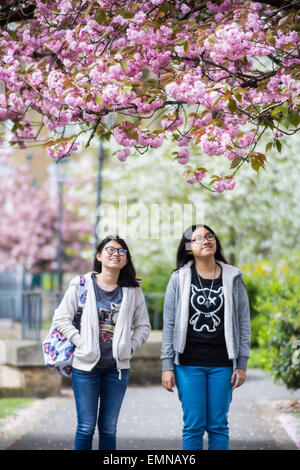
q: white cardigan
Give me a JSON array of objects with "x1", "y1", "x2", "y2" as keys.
[{"x1": 52, "y1": 272, "x2": 151, "y2": 372}]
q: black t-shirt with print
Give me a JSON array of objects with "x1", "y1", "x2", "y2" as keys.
[
  {"x1": 179, "y1": 263, "x2": 232, "y2": 367},
  {"x1": 92, "y1": 274, "x2": 123, "y2": 369}
]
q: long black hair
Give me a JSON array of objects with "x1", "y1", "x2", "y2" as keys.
[
  {"x1": 93, "y1": 235, "x2": 140, "y2": 287},
  {"x1": 176, "y1": 224, "x2": 228, "y2": 270}
]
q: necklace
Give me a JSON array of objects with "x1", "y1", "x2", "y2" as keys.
[{"x1": 196, "y1": 264, "x2": 216, "y2": 309}]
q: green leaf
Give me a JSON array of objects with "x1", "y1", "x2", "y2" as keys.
[
  {"x1": 171, "y1": 24, "x2": 182, "y2": 39},
  {"x1": 288, "y1": 110, "x2": 300, "y2": 127},
  {"x1": 228, "y1": 98, "x2": 237, "y2": 113},
  {"x1": 207, "y1": 34, "x2": 216, "y2": 46},
  {"x1": 251, "y1": 159, "x2": 261, "y2": 172},
  {"x1": 95, "y1": 95, "x2": 102, "y2": 106},
  {"x1": 266, "y1": 34, "x2": 276, "y2": 46},
  {"x1": 184, "y1": 40, "x2": 189, "y2": 53},
  {"x1": 241, "y1": 54, "x2": 248, "y2": 66},
  {"x1": 249, "y1": 152, "x2": 266, "y2": 172},
  {"x1": 271, "y1": 105, "x2": 283, "y2": 116},
  {"x1": 291, "y1": 23, "x2": 300, "y2": 32},
  {"x1": 123, "y1": 85, "x2": 132, "y2": 95},
  {"x1": 127, "y1": 128, "x2": 139, "y2": 141},
  {"x1": 281, "y1": 116, "x2": 291, "y2": 129},
  {"x1": 275, "y1": 139, "x2": 282, "y2": 153},
  {"x1": 265, "y1": 141, "x2": 273, "y2": 152},
  {"x1": 230, "y1": 157, "x2": 242, "y2": 169},
  {"x1": 282, "y1": 101, "x2": 289, "y2": 118},
  {"x1": 123, "y1": 10, "x2": 134, "y2": 19},
  {"x1": 120, "y1": 60, "x2": 127, "y2": 71},
  {"x1": 95, "y1": 8, "x2": 107, "y2": 24},
  {"x1": 232, "y1": 90, "x2": 242, "y2": 103}
]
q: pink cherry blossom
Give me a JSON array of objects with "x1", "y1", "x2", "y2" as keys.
[
  {"x1": 116, "y1": 147, "x2": 131, "y2": 161},
  {"x1": 0, "y1": 1, "x2": 298, "y2": 191}
]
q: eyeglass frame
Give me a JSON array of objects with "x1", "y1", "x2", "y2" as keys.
[
  {"x1": 190, "y1": 233, "x2": 216, "y2": 244},
  {"x1": 104, "y1": 246, "x2": 128, "y2": 256}
]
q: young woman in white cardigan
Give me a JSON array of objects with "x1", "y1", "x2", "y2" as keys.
[{"x1": 52, "y1": 235, "x2": 151, "y2": 450}]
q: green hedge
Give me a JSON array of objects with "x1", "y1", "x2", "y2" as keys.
[{"x1": 244, "y1": 257, "x2": 300, "y2": 390}]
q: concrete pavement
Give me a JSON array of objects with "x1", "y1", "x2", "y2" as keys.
[{"x1": 1, "y1": 369, "x2": 299, "y2": 451}]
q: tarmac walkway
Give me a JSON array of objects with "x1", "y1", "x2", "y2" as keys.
[{"x1": 1, "y1": 369, "x2": 299, "y2": 451}]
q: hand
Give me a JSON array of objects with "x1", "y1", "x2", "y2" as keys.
[
  {"x1": 162, "y1": 370, "x2": 175, "y2": 392},
  {"x1": 231, "y1": 368, "x2": 246, "y2": 390}
]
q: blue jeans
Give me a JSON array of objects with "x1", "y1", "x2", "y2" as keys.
[
  {"x1": 72, "y1": 367, "x2": 129, "y2": 450},
  {"x1": 174, "y1": 365, "x2": 233, "y2": 450}
]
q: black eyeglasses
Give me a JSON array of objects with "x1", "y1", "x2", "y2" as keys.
[
  {"x1": 190, "y1": 233, "x2": 216, "y2": 244},
  {"x1": 104, "y1": 246, "x2": 127, "y2": 256}
]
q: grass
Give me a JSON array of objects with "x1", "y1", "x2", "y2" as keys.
[{"x1": 0, "y1": 398, "x2": 35, "y2": 422}]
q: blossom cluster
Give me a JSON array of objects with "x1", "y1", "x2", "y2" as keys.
[{"x1": 0, "y1": 0, "x2": 299, "y2": 191}]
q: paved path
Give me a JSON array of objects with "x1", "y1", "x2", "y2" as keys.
[{"x1": 1, "y1": 369, "x2": 299, "y2": 451}]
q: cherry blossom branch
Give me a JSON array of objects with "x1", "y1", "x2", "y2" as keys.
[{"x1": 0, "y1": 0, "x2": 299, "y2": 193}]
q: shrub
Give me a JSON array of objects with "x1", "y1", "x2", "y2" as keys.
[
  {"x1": 243, "y1": 261, "x2": 273, "y2": 347},
  {"x1": 243, "y1": 256, "x2": 300, "y2": 389},
  {"x1": 257, "y1": 271, "x2": 300, "y2": 390},
  {"x1": 248, "y1": 256, "x2": 300, "y2": 388}
]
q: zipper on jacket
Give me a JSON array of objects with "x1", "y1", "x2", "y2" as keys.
[
  {"x1": 112, "y1": 346, "x2": 121, "y2": 380},
  {"x1": 112, "y1": 334, "x2": 123, "y2": 380}
]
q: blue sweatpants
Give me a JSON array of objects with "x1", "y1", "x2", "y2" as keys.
[{"x1": 174, "y1": 365, "x2": 233, "y2": 450}]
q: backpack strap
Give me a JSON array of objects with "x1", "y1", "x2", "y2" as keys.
[
  {"x1": 78, "y1": 274, "x2": 87, "y2": 310},
  {"x1": 77, "y1": 274, "x2": 86, "y2": 313},
  {"x1": 74, "y1": 274, "x2": 87, "y2": 330}
]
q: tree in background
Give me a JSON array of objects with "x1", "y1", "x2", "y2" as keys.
[
  {"x1": 0, "y1": 1, "x2": 299, "y2": 190},
  {"x1": 0, "y1": 154, "x2": 57, "y2": 271},
  {"x1": 0, "y1": 154, "x2": 93, "y2": 274},
  {"x1": 193, "y1": 132, "x2": 300, "y2": 265}
]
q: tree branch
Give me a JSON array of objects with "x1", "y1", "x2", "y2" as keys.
[
  {"x1": 251, "y1": 0, "x2": 300, "y2": 9},
  {"x1": 0, "y1": 3, "x2": 36, "y2": 27},
  {"x1": 0, "y1": 0, "x2": 298, "y2": 29}
]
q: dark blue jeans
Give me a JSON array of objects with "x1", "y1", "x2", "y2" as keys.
[{"x1": 72, "y1": 367, "x2": 129, "y2": 450}]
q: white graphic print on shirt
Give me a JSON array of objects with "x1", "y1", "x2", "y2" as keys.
[{"x1": 189, "y1": 284, "x2": 224, "y2": 333}]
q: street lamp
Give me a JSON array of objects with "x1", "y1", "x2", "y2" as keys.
[
  {"x1": 94, "y1": 139, "x2": 105, "y2": 249},
  {"x1": 55, "y1": 160, "x2": 68, "y2": 292}
]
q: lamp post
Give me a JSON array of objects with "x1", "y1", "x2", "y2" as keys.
[
  {"x1": 26, "y1": 151, "x2": 37, "y2": 187},
  {"x1": 55, "y1": 161, "x2": 68, "y2": 292},
  {"x1": 94, "y1": 139, "x2": 105, "y2": 249}
]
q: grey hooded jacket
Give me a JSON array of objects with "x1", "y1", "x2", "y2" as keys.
[{"x1": 161, "y1": 260, "x2": 251, "y2": 371}]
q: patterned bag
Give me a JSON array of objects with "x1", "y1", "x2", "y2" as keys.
[{"x1": 42, "y1": 275, "x2": 87, "y2": 377}]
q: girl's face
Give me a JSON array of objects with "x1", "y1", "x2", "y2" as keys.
[
  {"x1": 96, "y1": 240, "x2": 128, "y2": 271},
  {"x1": 190, "y1": 227, "x2": 217, "y2": 258}
]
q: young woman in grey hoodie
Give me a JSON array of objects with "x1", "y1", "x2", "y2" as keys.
[{"x1": 161, "y1": 224, "x2": 251, "y2": 450}]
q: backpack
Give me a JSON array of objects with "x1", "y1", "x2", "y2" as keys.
[{"x1": 42, "y1": 275, "x2": 87, "y2": 377}]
